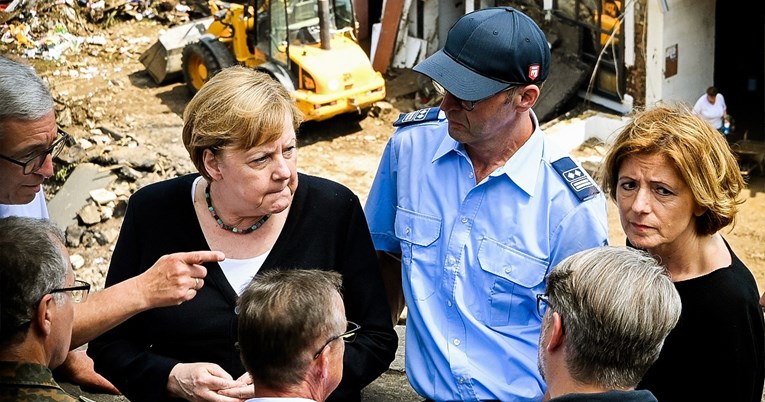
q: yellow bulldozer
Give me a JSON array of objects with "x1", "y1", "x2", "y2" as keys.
[{"x1": 140, "y1": 0, "x2": 386, "y2": 122}]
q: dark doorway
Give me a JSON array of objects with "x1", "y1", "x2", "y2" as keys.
[{"x1": 715, "y1": 0, "x2": 765, "y2": 142}]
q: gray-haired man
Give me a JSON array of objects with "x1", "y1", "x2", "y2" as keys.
[
  {"x1": 0, "y1": 216, "x2": 87, "y2": 400},
  {"x1": 538, "y1": 246, "x2": 682, "y2": 401},
  {"x1": 237, "y1": 269, "x2": 354, "y2": 402},
  {"x1": 0, "y1": 54, "x2": 224, "y2": 393}
]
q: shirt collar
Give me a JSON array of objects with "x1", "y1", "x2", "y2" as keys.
[
  {"x1": 501, "y1": 112, "x2": 543, "y2": 197},
  {"x1": 432, "y1": 110, "x2": 544, "y2": 197},
  {"x1": 432, "y1": 127, "x2": 460, "y2": 162}
]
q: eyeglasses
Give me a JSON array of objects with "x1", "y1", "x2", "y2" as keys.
[
  {"x1": 0, "y1": 127, "x2": 73, "y2": 175},
  {"x1": 50, "y1": 279, "x2": 91, "y2": 303},
  {"x1": 536, "y1": 293, "x2": 553, "y2": 318},
  {"x1": 313, "y1": 320, "x2": 361, "y2": 359},
  {"x1": 432, "y1": 80, "x2": 518, "y2": 112}
]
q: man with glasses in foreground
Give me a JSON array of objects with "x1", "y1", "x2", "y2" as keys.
[
  {"x1": 237, "y1": 269, "x2": 355, "y2": 402},
  {"x1": 0, "y1": 54, "x2": 225, "y2": 393},
  {"x1": 0, "y1": 216, "x2": 91, "y2": 400},
  {"x1": 538, "y1": 246, "x2": 681, "y2": 401},
  {"x1": 365, "y1": 6, "x2": 608, "y2": 401}
]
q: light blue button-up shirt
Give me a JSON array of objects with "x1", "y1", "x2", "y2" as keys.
[{"x1": 365, "y1": 110, "x2": 609, "y2": 402}]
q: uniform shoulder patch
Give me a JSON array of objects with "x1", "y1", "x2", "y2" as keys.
[
  {"x1": 551, "y1": 157, "x2": 600, "y2": 202},
  {"x1": 393, "y1": 107, "x2": 442, "y2": 127}
]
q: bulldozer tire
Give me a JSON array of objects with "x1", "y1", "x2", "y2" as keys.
[{"x1": 181, "y1": 40, "x2": 235, "y2": 95}]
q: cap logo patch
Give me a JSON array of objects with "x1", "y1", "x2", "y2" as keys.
[{"x1": 528, "y1": 64, "x2": 540, "y2": 80}]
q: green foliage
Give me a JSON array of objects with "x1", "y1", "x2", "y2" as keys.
[{"x1": 53, "y1": 162, "x2": 77, "y2": 184}]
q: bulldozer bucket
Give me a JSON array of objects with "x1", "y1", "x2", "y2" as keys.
[{"x1": 140, "y1": 17, "x2": 214, "y2": 85}]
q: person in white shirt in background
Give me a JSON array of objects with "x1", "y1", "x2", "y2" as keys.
[{"x1": 692, "y1": 86, "x2": 728, "y2": 134}]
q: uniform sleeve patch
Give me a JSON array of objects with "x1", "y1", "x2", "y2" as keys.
[
  {"x1": 551, "y1": 157, "x2": 601, "y2": 202},
  {"x1": 393, "y1": 107, "x2": 442, "y2": 127}
]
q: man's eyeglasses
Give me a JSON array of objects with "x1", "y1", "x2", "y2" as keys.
[
  {"x1": 432, "y1": 80, "x2": 517, "y2": 112},
  {"x1": 50, "y1": 279, "x2": 91, "y2": 303},
  {"x1": 0, "y1": 127, "x2": 73, "y2": 175},
  {"x1": 313, "y1": 320, "x2": 361, "y2": 359},
  {"x1": 536, "y1": 293, "x2": 553, "y2": 318}
]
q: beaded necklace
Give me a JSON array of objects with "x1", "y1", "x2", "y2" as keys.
[{"x1": 205, "y1": 182, "x2": 270, "y2": 234}]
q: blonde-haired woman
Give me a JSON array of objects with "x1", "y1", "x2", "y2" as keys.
[
  {"x1": 600, "y1": 103, "x2": 764, "y2": 402},
  {"x1": 89, "y1": 66, "x2": 397, "y2": 402}
]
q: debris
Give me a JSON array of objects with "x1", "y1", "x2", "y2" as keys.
[
  {"x1": 77, "y1": 203, "x2": 102, "y2": 225},
  {"x1": 88, "y1": 188, "x2": 117, "y2": 204},
  {"x1": 70, "y1": 253, "x2": 86, "y2": 269}
]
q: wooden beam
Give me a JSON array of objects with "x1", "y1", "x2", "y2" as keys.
[
  {"x1": 372, "y1": 0, "x2": 405, "y2": 73},
  {"x1": 353, "y1": 0, "x2": 369, "y2": 40}
]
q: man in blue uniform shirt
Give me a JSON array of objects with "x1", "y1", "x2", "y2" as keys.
[{"x1": 364, "y1": 7, "x2": 609, "y2": 401}]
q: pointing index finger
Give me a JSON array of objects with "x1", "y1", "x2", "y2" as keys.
[{"x1": 180, "y1": 250, "x2": 226, "y2": 265}]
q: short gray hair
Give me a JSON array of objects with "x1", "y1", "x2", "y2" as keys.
[
  {"x1": 237, "y1": 269, "x2": 344, "y2": 389},
  {"x1": 545, "y1": 246, "x2": 681, "y2": 388},
  {"x1": 0, "y1": 216, "x2": 68, "y2": 346},
  {"x1": 0, "y1": 55, "x2": 55, "y2": 140}
]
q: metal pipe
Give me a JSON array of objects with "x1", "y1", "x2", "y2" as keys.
[{"x1": 319, "y1": 0, "x2": 331, "y2": 49}]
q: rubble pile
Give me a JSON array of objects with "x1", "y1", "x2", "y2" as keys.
[{"x1": 0, "y1": 0, "x2": 209, "y2": 58}]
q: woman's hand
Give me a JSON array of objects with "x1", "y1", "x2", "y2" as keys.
[
  {"x1": 167, "y1": 362, "x2": 248, "y2": 402},
  {"x1": 216, "y1": 372, "x2": 254, "y2": 400}
]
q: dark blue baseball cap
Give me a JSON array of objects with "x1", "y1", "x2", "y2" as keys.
[{"x1": 414, "y1": 7, "x2": 551, "y2": 101}]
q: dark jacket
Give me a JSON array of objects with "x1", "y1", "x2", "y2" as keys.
[{"x1": 88, "y1": 173, "x2": 397, "y2": 402}]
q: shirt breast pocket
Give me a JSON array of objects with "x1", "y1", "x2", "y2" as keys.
[
  {"x1": 395, "y1": 208, "x2": 441, "y2": 301},
  {"x1": 477, "y1": 237, "x2": 548, "y2": 327}
]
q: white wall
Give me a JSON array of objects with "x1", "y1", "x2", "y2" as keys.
[
  {"x1": 544, "y1": 112, "x2": 631, "y2": 152},
  {"x1": 645, "y1": 0, "x2": 715, "y2": 106}
]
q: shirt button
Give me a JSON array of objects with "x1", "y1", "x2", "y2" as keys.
[
  {"x1": 458, "y1": 378, "x2": 466, "y2": 384},
  {"x1": 405, "y1": 227, "x2": 411, "y2": 234},
  {"x1": 447, "y1": 300, "x2": 452, "y2": 307},
  {"x1": 461, "y1": 217, "x2": 468, "y2": 224},
  {"x1": 469, "y1": 172, "x2": 474, "y2": 179},
  {"x1": 234, "y1": 306, "x2": 240, "y2": 315},
  {"x1": 504, "y1": 268, "x2": 511, "y2": 274},
  {"x1": 453, "y1": 338, "x2": 460, "y2": 346}
]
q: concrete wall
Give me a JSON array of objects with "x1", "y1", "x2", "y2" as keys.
[
  {"x1": 544, "y1": 111, "x2": 630, "y2": 152},
  {"x1": 645, "y1": 0, "x2": 715, "y2": 106}
]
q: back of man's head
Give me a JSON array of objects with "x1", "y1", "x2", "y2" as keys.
[
  {"x1": 237, "y1": 269, "x2": 345, "y2": 393},
  {"x1": 0, "y1": 216, "x2": 68, "y2": 348},
  {"x1": 543, "y1": 246, "x2": 681, "y2": 389},
  {"x1": 0, "y1": 55, "x2": 54, "y2": 139}
]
